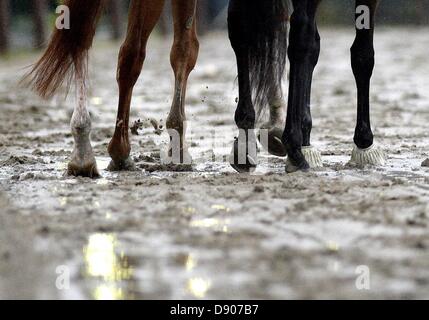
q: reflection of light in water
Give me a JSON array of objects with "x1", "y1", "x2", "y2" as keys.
[
  {"x1": 83, "y1": 233, "x2": 133, "y2": 300},
  {"x1": 211, "y1": 204, "x2": 230, "y2": 212},
  {"x1": 185, "y1": 254, "x2": 197, "y2": 271},
  {"x1": 190, "y1": 218, "x2": 230, "y2": 233},
  {"x1": 182, "y1": 207, "x2": 196, "y2": 215},
  {"x1": 326, "y1": 241, "x2": 340, "y2": 252},
  {"x1": 59, "y1": 197, "x2": 68, "y2": 207},
  {"x1": 93, "y1": 285, "x2": 124, "y2": 300},
  {"x1": 187, "y1": 278, "x2": 211, "y2": 299}
]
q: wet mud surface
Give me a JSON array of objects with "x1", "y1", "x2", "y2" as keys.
[{"x1": 1, "y1": 29, "x2": 429, "y2": 299}]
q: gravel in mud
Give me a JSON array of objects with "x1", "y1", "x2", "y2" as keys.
[{"x1": 0, "y1": 29, "x2": 429, "y2": 299}]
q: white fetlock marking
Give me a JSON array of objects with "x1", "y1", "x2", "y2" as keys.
[
  {"x1": 301, "y1": 146, "x2": 323, "y2": 168},
  {"x1": 350, "y1": 144, "x2": 386, "y2": 166}
]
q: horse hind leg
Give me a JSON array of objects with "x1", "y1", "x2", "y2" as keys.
[
  {"x1": 67, "y1": 75, "x2": 100, "y2": 178},
  {"x1": 108, "y1": 0, "x2": 165, "y2": 171},
  {"x1": 259, "y1": 90, "x2": 287, "y2": 157}
]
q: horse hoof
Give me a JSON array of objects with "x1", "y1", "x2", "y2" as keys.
[
  {"x1": 285, "y1": 145, "x2": 310, "y2": 173},
  {"x1": 67, "y1": 158, "x2": 100, "y2": 178},
  {"x1": 258, "y1": 127, "x2": 287, "y2": 157},
  {"x1": 107, "y1": 157, "x2": 136, "y2": 172},
  {"x1": 229, "y1": 137, "x2": 257, "y2": 173},
  {"x1": 286, "y1": 146, "x2": 323, "y2": 172},
  {"x1": 285, "y1": 158, "x2": 310, "y2": 173},
  {"x1": 350, "y1": 144, "x2": 386, "y2": 167}
]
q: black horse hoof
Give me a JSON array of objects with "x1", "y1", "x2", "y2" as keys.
[{"x1": 258, "y1": 127, "x2": 287, "y2": 157}]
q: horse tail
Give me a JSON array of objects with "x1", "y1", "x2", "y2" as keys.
[
  {"x1": 247, "y1": 0, "x2": 290, "y2": 119},
  {"x1": 22, "y1": 0, "x2": 106, "y2": 99}
]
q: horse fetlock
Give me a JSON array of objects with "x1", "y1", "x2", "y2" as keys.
[
  {"x1": 108, "y1": 134, "x2": 131, "y2": 166},
  {"x1": 285, "y1": 143, "x2": 310, "y2": 173}
]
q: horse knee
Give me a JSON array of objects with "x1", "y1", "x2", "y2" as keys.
[
  {"x1": 288, "y1": 10, "x2": 318, "y2": 62},
  {"x1": 351, "y1": 39, "x2": 375, "y2": 82},
  {"x1": 170, "y1": 35, "x2": 199, "y2": 77}
]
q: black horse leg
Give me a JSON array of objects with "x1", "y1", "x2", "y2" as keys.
[
  {"x1": 283, "y1": 0, "x2": 321, "y2": 172},
  {"x1": 302, "y1": 27, "x2": 319, "y2": 147},
  {"x1": 228, "y1": 0, "x2": 257, "y2": 172},
  {"x1": 350, "y1": 0, "x2": 385, "y2": 165},
  {"x1": 298, "y1": 25, "x2": 324, "y2": 168}
]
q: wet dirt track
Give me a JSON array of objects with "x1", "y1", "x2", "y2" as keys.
[{"x1": 1, "y1": 29, "x2": 429, "y2": 299}]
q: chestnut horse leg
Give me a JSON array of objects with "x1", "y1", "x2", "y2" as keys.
[
  {"x1": 350, "y1": 0, "x2": 385, "y2": 166},
  {"x1": 164, "y1": 0, "x2": 199, "y2": 165},
  {"x1": 68, "y1": 74, "x2": 100, "y2": 178},
  {"x1": 108, "y1": 0, "x2": 165, "y2": 170}
]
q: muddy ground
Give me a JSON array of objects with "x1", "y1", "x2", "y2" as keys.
[{"x1": 0, "y1": 28, "x2": 429, "y2": 299}]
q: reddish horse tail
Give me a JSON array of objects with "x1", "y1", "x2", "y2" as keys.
[{"x1": 23, "y1": 0, "x2": 106, "y2": 99}]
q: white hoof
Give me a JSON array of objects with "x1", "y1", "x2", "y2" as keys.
[{"x1": 350, "y1": 144, "x2": 386, "y2": 166}]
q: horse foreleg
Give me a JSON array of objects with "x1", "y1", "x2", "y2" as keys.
[
  {"x1": 108, "y1": 0, "x2": 165, "y2": 171},
  {"x1": 350, "y1": 0, "x2": 385, "y2": 166},
  {"x1": 283, "y1": 0, "x2": 322, "y2": 173},
  {"x1": 68, "y1": 75, "x2": 100, "y2": 178},
  {"x1": 227, "y1": 0, "x2": 258, "y2": 173},
  {"x1": 164, "y1": 0, "x2": 199, "y2": 165}
]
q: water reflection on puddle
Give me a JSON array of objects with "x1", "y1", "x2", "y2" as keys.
[
  {"x1": 182, "y1": 253, "x2": 212, "y2": 299},
  {"x1": 190, "y1": 218, "x2": 230, "y2": 233},
  {"x1": 83, "y1": 233, "x2": 133, "y2": 300},
  {"x1": 186, "y1": 278, "x2": 212, "y2": 299}
]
